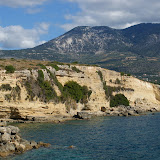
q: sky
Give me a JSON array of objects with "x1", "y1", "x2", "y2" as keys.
[{"x1": 0, "y1": 0, "x2": 160, "y2": 50}]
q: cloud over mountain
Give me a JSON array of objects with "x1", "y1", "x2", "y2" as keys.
[
  {"x1": 62, "y1": 0, "x2": 160, "y2": 30},
  {"x1": 0, "y1": 23, "x2": 49, "y2": 49}
]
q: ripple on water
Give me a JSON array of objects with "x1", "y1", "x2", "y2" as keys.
[{"x1": 2, "y1": 113, "x2": 160, "y2": 160}]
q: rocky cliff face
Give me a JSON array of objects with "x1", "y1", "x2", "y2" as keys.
[{"x1": 0, "y1": 64, "x2": 160, "y2": 121}]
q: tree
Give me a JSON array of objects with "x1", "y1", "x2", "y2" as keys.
[
  {"x1": 5, "y1": 65, "x2": 15, "y2": 73},
  {"x1": 110, "y1": 94, "x2": 129, "y2": 107}
]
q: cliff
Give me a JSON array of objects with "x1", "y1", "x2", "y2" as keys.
[{"x1": 0, "y1": 62, "x2": 160, "y2": 121}]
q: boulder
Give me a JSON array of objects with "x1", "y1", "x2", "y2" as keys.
[
  {"x1": 0, "y1": 127, "x2": 7, "y2": 134},
  {"x1": 101, "y1": 107, "x2": 106, "y2": 112},
  {"x1": 0, "y1": 125, "x2": 51, "y2": 157},
  {"x1": 77, "y1": 111, "x2": 92, "y2": 119},
  {"x1": 8, "y1": 126, "x2": 20, "y2": 135},
  {"x1": 1, "y1": 132, "x2": 11, "y2": 143},
  {"x1": 0, "y1": 121, "x2": 7, "y2": 127}
]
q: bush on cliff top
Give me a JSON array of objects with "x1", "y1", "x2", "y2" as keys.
[{"x1": 5, "y1": 65, "x2": 15, "y2": 73}]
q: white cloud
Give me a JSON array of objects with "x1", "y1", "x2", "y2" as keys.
[
  {"x1": 0, "y1": 23, "x2": 49, "y2": 49},
  {"x1": 62, "y1": 0, "x2": 160, "y2": 30},
  {"x1": 26, "y1": 8, "x2": 43, "y2": 14},
  {"x1": 0, "y1": 0, "x2": 48, "y2": 8}
]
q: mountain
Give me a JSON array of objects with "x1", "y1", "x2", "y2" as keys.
[{"x1": 1, "y1": 23, "x2": 160, "y2": 75}]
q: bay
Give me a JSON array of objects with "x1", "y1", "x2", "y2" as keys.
[{"x1": 2, "y1": 113, "x2": 160, "y2": 160}]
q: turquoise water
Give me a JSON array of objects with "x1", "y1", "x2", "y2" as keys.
[{"x1": 2, "y1": 113, "x2": 160, "y2": 160}]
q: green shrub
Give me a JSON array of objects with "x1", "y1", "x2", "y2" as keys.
[
  {"x1": 37, "y1": 70, "x2": 57, "y2": 102},
  {"x1": 25, "y1": 81, "x2": 35, "y2": 101},
  {"x1": 5, "y1": 65, "x2": 15, "y2": 73},
  {"x1": 63, "y1": 81, "x2": 83, "y2": 103},
  {"x1": 48, "y1": 63, "x2": 60, "y2": 71},
  {"x1": 5, "y1": 94, "x2": 11, "y2": 102},
  {"x1": 0, "y1": 84, "x2": 12, "y2": 91},
  {"x1": 37, "y1": 63, "x2": 46, "y2": 69},
  {"x1": 72, "y1": 61, "x2": 78, "y2": 64},
  {"x1": 46, "y1": 69, "x2": 63, "y2": 93},
  {"x1": 121, "y1": 72, "x2": 125, "y2": 76},
  {"x1": 72, "y1": 66, "x2": 82, "y2": 73},
  {"x1": 110, "y1": 94, "x2": 129, "y2": 107},
  {"x1": 115, "y1": 78, "x2": 121, "y2": 84},
  {"x1": 37, "y1": 70, "x2": 44, "y2": 84},
  {"x1": 63, "y1": 81, "x2": 91, "y2": 103},
  {"x1": 97, "y1": 70, "x2": 103, "y2": 81}
]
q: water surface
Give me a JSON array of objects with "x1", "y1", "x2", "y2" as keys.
[{"x1": 2, "y1": 113, "x2": 160, "y2": 160}]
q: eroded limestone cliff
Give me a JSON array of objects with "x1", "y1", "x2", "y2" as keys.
[{"x1": 0, "y1": 64, "x2": 160, "y2": 121}]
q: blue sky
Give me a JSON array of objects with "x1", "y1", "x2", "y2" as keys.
[{"x1": 0, "y1": 0, "x2": 160, "y2": 49}]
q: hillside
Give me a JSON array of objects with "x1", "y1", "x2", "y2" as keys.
[
  {"x1": 1, "y1": 23, "x2": 160, "y2": 75},
  {"x1": 0, "y1": 59, "x2": 160, "y2": 121}
]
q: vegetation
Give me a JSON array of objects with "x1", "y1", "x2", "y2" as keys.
[
  {"x1": 115, "y1": 78, "x2": 121, "y2": 84},
  {"x1": 37, "y1": 70, "x2": 57, "y2": 102},
  {"x1": 110, "y1": 94, "x2": 129, "y2": 107},
  {"x1": 11, "y1": 85, "x2": 21, "y2": 101},
  {"x1": 72, "y1": 66, "x2": 82, "y2": 73},
  {"x1": 5, "y1": 65, "x2": 15, "y2": 73},
  {"x1": 63, "y1": 81, "x2": 92, "y2": 103},
  {"x1": 97, "y1": 70, "x2": 103, "y2": 81},
  {"x1": 36, "y1": 63, "x2": 46, "y2": 69},
  {"x1": 25, "y1": 81, "x2": 35, "y2": 101},
  {"x1": 46, "y1": 68, "x2": 63, "y2": 94},
  {"x1": 0, "y1": 84, "x2": 12, "y2": 91},
  {"x1": 97, "y1": 70, "x2": 133, "y2": 100},
  {"x1": 72, "y1": 61, "x2": 78, "y2": 64},
  {"x1": 47, "y1": 63, "x2": 60, "y2": 71},
  {"x1": 120, "y1": 72, "x2": 125, "y2": 76}
]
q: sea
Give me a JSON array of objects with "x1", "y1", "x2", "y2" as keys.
[{"x1": 1, "y1": 113, "x2": 160, "y2": 160}]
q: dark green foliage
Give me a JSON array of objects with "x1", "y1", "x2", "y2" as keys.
[
  {"x1": 110, "y1": 94, "x2": 129, "y2": 107},
  {"x1": 63, "y1": 81, "x2": 83, "y2": 103},
  {"x1": 63, "y1": 81, "x2": 91, "y2": 103},
  {"x1": 72, "y1": 66, "x2": 82, "y2": 73},
  {"x1": 0, "y1": 84, "x2": 12, "y2": 91},
  {"x1": 52, "y1": 61, "x2": 64, "y2": 65},
  {"x1": 48, "y1": 63, "x2": 60, "y2": 71},
  {"x1": 37, "y1": 70, "x2": 57, "y2": 102},
  {"x1": 5, "y1": 65, "x2": 15, "y2": 73},
  {"x1": 37, "y1": 70, "x2": 44, "y2": 84},
  {"x1": 5, "y1": 94, "x2": 11, "y2": 102},
  {"x1": 103, "y1": 82, "x2": 134, "y2": 99},
  {"x1": 121, "y1": 72, "x2": 125, "y2": 76},
  {"x1": 10, "y1": 58, "x2": 15, "y2": 61},
  {"x1": 97, "y1": 70, "x2": 103, "y2": 81},
  {"x1": 115, "y1": 78, "x2": 121, "y2": 84},
  {"x1": 37, "y1": 63, "x2": 46, "y2": 69},
  {"x1": 72, "y1": 61, "x2": 78, "y2": 64},
  {"x1": 127, "y1": 73, "x2": 131, "y2": 76},
  {"x1": 25, "y1": 81, "x2": 35, "y2": 101},
  {"x1": 46, "y1": 69, "x2": 63, "y2": 94},
  {"x1": 11, "y1": 85, "x2": 21, "y2": 101}
]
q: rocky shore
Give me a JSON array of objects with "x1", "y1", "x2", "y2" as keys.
[
  {"x1": 0, "y1": 122, "x2": 50, "y2": 157},
  {"x1": 76, "y1": 105, "x2": 158, "y2": 119},
  {"x1": 0, "y1": 105, "x2": 159, "y2": 124}
]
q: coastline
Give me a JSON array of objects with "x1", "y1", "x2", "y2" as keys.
[{"x1": 1, "y1": 105, "x2": 159, "y2": 124}]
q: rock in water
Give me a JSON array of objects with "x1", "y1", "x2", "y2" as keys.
[
  {"x1": 77, "y1": 111, "x2": 92, "y2": 119},
  {"x1": 0, "y1": 124, "x2": 51, "y2": 157}
]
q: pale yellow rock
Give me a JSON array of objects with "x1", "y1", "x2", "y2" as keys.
[{"x1": 0, "y1": 65, "x2": 159, "y2": 121}]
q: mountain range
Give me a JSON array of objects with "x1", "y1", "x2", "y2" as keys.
[{"x1": 1, "y1": 23, "x2": 160, "y2": 75}]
